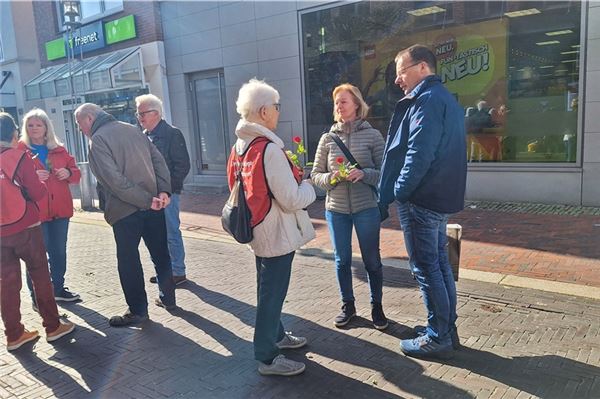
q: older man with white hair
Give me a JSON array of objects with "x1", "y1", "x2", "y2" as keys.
[
  {"x1": 135, "y1": 94, "x2": 190, "y2": 286},
  {"x1": 74, "y1": 103, "x2": 177, "y2": 327}
]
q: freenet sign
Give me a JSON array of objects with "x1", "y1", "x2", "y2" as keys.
[
  {"x1": 45, "y1": 15, "x2": 137, "y2": 61},
  {"x1": 64, "y1": 21, "x2": 105, "y2": 55}
]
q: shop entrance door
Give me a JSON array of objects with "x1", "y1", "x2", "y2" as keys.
[
  {"x1": 63, "y1": 105, "x2": 88, "y2": 162},
  {"x1": 190, "y1": 71, "x2": 229, "y2": 175}
]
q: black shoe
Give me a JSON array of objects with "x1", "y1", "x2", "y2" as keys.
[
  {"x1": 334, "y1": 301, "x2": 356, "y2": 327},
  {"x1": 109, "y1": 311, "x2": 149, "y2": 327},
  {"x1": 149, "y1": 276, "x2": 157, "y2": 284},
  {"x1": 414, "y1": 325, "x2": 461, "y2": 350},
  {"x1": 154, "y1": 298, "x2": 178, "y2": 311},
  {"x1": 371, "y1": 302, "x2": 388, "y2": 330},
  {"x1": 54, "y1": 288, "x2": 80, "y2": 302}
]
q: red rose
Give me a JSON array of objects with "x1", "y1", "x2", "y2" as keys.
[
  {"x1": 336, "y1": 156, "x2": 345, "y2": 164},
  {"x1": 293, "y1": 136, "x2": 302, "y2": 143}
]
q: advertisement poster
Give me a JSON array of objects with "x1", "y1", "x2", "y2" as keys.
[{"x1": 360, "y1": 19, "x2": 508, "y2": 159}]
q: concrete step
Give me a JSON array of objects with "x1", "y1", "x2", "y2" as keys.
[{"x1": 184, "y1": 175, "x2": 229, "y2": 194}]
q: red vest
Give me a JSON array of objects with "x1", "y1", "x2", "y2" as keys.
[
  {"x1": 0, "y1": 148, "x2": 27, "y2": 227},
  {"x1": 227, "y1": 137, "x2": 301, "y2": 228}
]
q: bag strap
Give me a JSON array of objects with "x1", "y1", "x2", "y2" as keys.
[
  {"x1": 329, "y1": 132, "x2": 362, "y2": 169},
  {"x1": 328, "y1": 132, "x2": 379, "y2": 195}
]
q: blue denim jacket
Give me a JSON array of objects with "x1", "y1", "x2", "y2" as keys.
[{"x1": 378, "y1": 75, "x2": 467, "y2": 214}]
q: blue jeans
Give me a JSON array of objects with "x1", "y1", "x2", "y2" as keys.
[
  {"x1": 26, "y1": 217, "x2": 70, "y2": 296},
  {"x1": 164, "y1": 194, "x2": 186, "y2": 276},
  {"x1": 396, "y1": 202, "x2": 457, "y2": 344},
  {"x1": 254, "y1": 251, "x2": 294, "y2": 363},
  {"x1": 325, "y1": 207, "x2": 383, "y2": 304},
  {"x1": 112, "y1": 210, "x2": 176, "y2": 316}
]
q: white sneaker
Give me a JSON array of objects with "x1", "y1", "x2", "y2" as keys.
[
  {"x1": 276, "y1": 332, "x2": 307, "y2": 349},
  {"x1": 258, "y1": 354, "x2": 306, "y2": 376}
]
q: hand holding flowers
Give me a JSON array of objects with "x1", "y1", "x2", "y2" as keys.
[
  {"x1": 330, "y1": 156, "x2": 361, "y2": 185},
  {"x1": 286, "y1": 136, "x2": 313, "y2": 177}
]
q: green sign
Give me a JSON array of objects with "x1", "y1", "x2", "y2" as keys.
[
  {"x1": 105, "y1": 15, "x2": 136, "y2": 45},
  {"x1": 46, "y1": 38, "x2": 66, "y2": 61}
]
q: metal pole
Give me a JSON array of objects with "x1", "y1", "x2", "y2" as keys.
[{"x1": 77, "y1": 161, "x2": 95, "y2": 210}]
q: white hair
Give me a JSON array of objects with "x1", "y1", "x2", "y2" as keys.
[
  {"x1": 236, "y1": 78, "x2": 279, "y2": 120},
  {"x1": 135, "y1": 94, "x2": 164, "y2": 118},
  {"x1": 74, "y1": 103, "x2": 104, "y2": 120}
]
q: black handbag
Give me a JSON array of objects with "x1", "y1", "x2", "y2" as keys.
[
  {"x1": 221, "y1": 171, "x2": 253, "y2": 243},
  {"x1": 328, "y1": 133, "x2": 389, "y2": 222}
]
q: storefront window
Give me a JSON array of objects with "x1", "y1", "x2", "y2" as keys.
[
  {"x1": 56, "y1": 0, "x2": 124, "y2": 28},
  {"x1": 301, "y1": 1, "x2": 581, "y2": 163}
]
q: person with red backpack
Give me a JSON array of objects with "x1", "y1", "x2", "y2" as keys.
[
  {"x1": 18, "y1": 108, "x2": 81, "y2": 305},
  {"x1": 0, "y1": 112, "x2": 74, "y2": 351},
  {"x1": 228, "y1": 79, "x2": 316, "y2": 377}
]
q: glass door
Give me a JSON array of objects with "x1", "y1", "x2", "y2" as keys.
[
  {"x1": 190, "y1": 71, "x2": 229, "y2": 175},
  {"x1": 63, "y1": 108, "x2": 88, "y2": 162},
  {"x1": 191, "y1": 71, "x2": 229, "y2": 174}
]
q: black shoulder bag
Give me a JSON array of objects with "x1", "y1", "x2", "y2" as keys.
[{"x1": 221, "y1": 170, "x2": 253, "y2": 244}]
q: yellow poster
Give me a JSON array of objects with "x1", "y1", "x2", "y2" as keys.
[
  {"x1": 360, "y1": 19, "x2": 508, "y2": 108},
  {"x1": 433, "y1": 19, "x2": 507, "y2": 107}
]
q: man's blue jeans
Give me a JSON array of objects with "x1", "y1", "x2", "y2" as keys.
[
  {"x1": 164, "y1": 193, "x2": 186, "y2": 276},
  {"x1": 396, "y1": 202, "x2": 457, "y2": 344},
  {"x1": 254, "y1": 251, "x2": 294, "y2": 363},
  {"x1": 325, "y1": 207, "x2": 383, "y2": 304},
  {"x1": 112, "y1": 209, "x2": 176, "y2": 316},
  {"x1": 26, "y1": 217, "x2": 70, "y2": 296}
]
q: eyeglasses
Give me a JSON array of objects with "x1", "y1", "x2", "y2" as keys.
[
  {"x1": 135, "y1": 110, "x2": 157, "y2": 118},
  {"x1": 397, "y1": 62, "x2": 423, "y2": 75},
  {"x1": 273, "y1": 103, "x2": 281, "y2": 112}
]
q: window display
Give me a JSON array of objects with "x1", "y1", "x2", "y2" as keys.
[{"x1": 301, "y1": 1, "x2": 581, "y2": 163}]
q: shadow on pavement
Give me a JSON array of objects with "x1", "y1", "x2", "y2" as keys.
[
  {"x1": 12, "y1": 302, "x2": 416, "y2": 398},
  {"x1": 181, "y1": 281, "x2": 472, "y2": 398},
  {"x1": 446, "y1": 347, "x2": 600, "y2": 398}
]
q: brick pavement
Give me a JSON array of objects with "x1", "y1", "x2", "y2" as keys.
[
  {"x1": 174, "y1": 193, "x2": 600, "y2": 288},
  {"x1": 1, "y1": 221, "x2": 599, "y2": 398}
]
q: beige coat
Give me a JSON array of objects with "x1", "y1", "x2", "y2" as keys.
[
  {"x1": 88, "y1": 113, "x2": 171, "y2": 225},
  {"x1": 311, "y1": 120, "x2": 385, "y2": 214},
  {"x1": 233, "y1": 120, "x2": 316, "y2": 258}
]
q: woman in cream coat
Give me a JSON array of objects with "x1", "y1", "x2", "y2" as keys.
[{"x1": 228, "y1": 79, "x2": 316, "y2": 377}]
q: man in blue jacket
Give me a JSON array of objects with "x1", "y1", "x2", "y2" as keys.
[{"x1": 378, "y1": 45, "x2": 467, "y2": 359}]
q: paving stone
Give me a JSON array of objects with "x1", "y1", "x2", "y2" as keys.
[{"x1": 0, "y1": 222, "x2": 599, "y2": 398}]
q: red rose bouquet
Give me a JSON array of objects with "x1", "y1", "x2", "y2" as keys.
[{"x1": 330, "y1": 156, "x2": 355, "y2": 185}]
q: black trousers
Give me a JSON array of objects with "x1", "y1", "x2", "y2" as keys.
[{"x1": 112, "y1": 209, "x2": 176, "y2": 316}]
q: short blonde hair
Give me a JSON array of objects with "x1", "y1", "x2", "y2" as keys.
[
  {"x1": 135, "y1": 94, "x2": 164, "y2": 118},
  {"x1": 20, "y1": 108, "x2": 63, "y2": 150},
  {"x1": 236, "y1": 78, "x2": 279, "y2": 120},
  {"x1": 332, "y1": 84, "x2": 369, "y2": 122}
]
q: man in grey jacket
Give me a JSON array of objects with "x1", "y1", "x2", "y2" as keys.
[{"x1": 75, "y1": 103, "x2": 176, "y2": 327}]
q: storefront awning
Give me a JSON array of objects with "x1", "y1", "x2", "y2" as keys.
[{"x1": 25, "y1": 48, "x2": 143, "y2": 100}]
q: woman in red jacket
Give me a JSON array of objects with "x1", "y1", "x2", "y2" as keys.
[{"x1": 19, "y1": 108, "x2": 81, "y2": 304}]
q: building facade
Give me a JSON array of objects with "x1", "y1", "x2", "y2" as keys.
[
  {"x1": 25, "y1": 0, "x2": 170, "y2": 162},
  {"x1": 17, "y1": 1, "x2": 600, "y2": 206},
  {"x1": 0, "y1": 1, "x2": 40, "y2": 123},
  {"x1": 161, "y1": 0, "x2": 599, "y2": 206}
]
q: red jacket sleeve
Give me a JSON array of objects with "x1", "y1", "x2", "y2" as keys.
[
  {"x1": 15, "y1": 154, "x2": 47, "y2": 202},
  {"x1": 64, "y1": 151, "x2": 81, "y2": 184}
]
